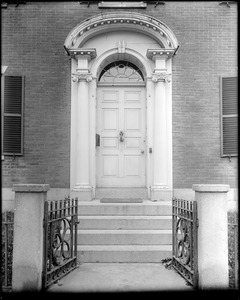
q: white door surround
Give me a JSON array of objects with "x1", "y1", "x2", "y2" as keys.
[{"x1": 64, "y1": 12, "x2": 179, "y2": 201}]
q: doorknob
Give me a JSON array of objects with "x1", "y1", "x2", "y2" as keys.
[
  {"x1": 141, "y1": 149, "x2": 144, "y2": 154},
  {"x1": 119, "y1": 131, "x2": 124, "y2": 142}
]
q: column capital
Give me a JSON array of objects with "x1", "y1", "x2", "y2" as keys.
[
  {"x1": 151, "y1": 72, "x2": 172, "y2": 83},
  {"x1": 68, "y1": 48, "x2": 97, "y2": 60},
  {"x1": 72, "y1": 72, "x2": 93, "y2": 83}
]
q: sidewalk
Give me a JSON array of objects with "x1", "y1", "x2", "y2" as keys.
[{"x1": 48, "y1": 263, "x2": 193, "y2": 293}]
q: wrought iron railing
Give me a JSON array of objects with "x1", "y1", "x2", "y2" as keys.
[
  {"x1": 228, "y1": 211, "x2": 239, "y2": 289},
  {"x1": 1, "y1": 211, "x2": 14, "y2": 291},
  {"x1": 42, "y1": 197, "x2": 79, "y2": 289},
  {"x1": 172, "y1": 198, "x2": 198, "y2": 288}
]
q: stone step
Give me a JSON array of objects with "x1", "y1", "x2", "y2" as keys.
[
  {"x1": 78, "y1": 215, "x2": 172, "y2": 230},
  {"x1": 77, "y1": 245, "x2": 172, "y2": 263},
  {"x1": 76, "y1": 200, "x2": 172, "y2": 263},
  {"x1": 78, "y1": 200, "x2": 172, "y2": 216},
  {"x1": 95, "y1": 188, "x2": 148, "y2": 199},
  {"x1": 77, "y1": 229, "x2": 172, "y2": 245}
]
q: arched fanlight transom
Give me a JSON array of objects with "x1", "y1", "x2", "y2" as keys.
[{"x1": 98, "y1": 60, "x2": 144, "y2": 83}]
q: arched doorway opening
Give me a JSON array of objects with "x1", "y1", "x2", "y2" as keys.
[{"x1": 96, "y1": 59, "x2": 146, "y2": 189}]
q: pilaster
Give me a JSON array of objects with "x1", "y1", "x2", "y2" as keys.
[
  {"x1": 147, "y1": 49, "x2": 173, "y2": 201},
  {"x1": 70, "y1": 49, "x2": 97, "y2": 200}
]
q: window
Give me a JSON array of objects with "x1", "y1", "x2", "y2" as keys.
[
  {"x1": 98, "y1": 60, "x2": 144, "y2": 83},
  {"x1": 2, "y1": 75, "x2": 24, "y2": 155},
  {"x1": 220, "y1": 76, "x2": 238, "y2": 157}
]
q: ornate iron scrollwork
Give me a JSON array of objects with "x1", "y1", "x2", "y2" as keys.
[
  {"x1": 43, "y1": 198, "x2": 79, "y2": 288},
  {"x1": 172, "y1": 197, "x2": 198, "y2": 288},
  {"x1": 176, "y1": 219, "x2": 191, "y2": 265},
  {"x1": 52, "y1": 219, "x2": 72, "y2": 266}
]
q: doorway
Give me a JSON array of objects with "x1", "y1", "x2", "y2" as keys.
[
  {"x1": 66, "y1": 12, "x2": 177, "y2": 200},
  {"x1": 96, "y1": 85, "x2": 146, "y2": 188}
]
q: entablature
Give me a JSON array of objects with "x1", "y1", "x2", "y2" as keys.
[
  {"x1": 68, "y1": 48, "x2": 97, "y2": 60},
  {"x1": 146, "y1": 49, "x2": 175, "y2": 60}
]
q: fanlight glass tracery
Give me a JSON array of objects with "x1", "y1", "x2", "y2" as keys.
[{"x1": 99, "y1": 61, "x2": 144, "y2": 83}]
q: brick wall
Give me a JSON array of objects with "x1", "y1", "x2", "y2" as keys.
[
  {"x1": 169, "y1": 1, "x2": 238, "y2": 188},
  {"x1": 1, "y1": 2, "x2": 238, "y2": 189}
]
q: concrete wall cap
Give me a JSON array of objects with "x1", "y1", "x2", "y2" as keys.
[
  {"x1": 192, "y1": 184, "x2": 230, "y2": 193},
  {"x1": 12, "y1": 184, "x2": 50, "y2": 192}
]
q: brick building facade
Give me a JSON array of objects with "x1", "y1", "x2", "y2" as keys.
[{"x1": 1, "y1": 1, "x2": 238, "y2": 209}]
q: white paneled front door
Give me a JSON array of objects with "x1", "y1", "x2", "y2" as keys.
[{"x1": 97, "y1": 87, "x2": 146, "y2": 187}]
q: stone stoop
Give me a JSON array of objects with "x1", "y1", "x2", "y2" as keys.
[{"x1": 77, "y1": 200, "x2": 172, "y2": 262}]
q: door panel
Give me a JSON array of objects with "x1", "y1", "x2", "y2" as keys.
[
  {"x1": 124, "y1": 155, "x2": 141, "y2": 176},
  {"x1": 103, "y1": 155, "x2": 119, "y2": 177},
  {"x1": 97, "y1": 87, "x2": 146, "y2": 187},
  {"x1": 125, "y1": 138, "x2": 140, "y2": 148},
  {"x1": 102, "y1": 138, "x2": 118, "y2": 148},
  {"x1": 102, "y1": 109, "x2": 119, "y2": 131},
  {"x1": 125, "y1": 109, "x2": 141, "y2": 131}
]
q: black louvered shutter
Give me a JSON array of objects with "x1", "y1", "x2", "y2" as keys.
[
  {"x1": 221, "y1": 76, "x2": 238, "y2": 157},
  {"x1": 3, "y1": 76, "x2": 24, "y2": 155}
]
